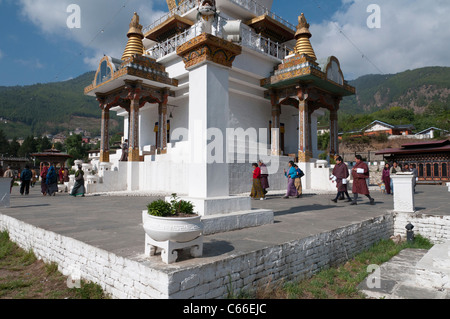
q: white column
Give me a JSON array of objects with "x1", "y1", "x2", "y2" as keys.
[
  {"x1": 391, "y1": 172, "x2": 415, "y2": 213},
  {"x1": 0, "y1": 178, "x2": 11, "y2": 208},
  {"x1": 188, "y1": 62, "x2": 230, "y2": 199}
]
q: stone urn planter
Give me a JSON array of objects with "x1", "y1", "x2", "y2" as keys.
[{"x1": 142, "y1": 195, "x2": 204, "y2": 264}]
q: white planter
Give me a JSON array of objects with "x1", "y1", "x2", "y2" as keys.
[
  {"x1": 142, "y1": 210, "x2": 204, "y2": 264},
  {"x1": 142, "y1": 210, "x2": 203, "y2": 243}
]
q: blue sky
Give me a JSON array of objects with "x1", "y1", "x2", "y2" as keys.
[{"x1": 1, "y1": 0, "x2": 449, "y2": 87}]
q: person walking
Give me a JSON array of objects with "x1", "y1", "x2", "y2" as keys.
[
  {"x1": 40, "y1": 163, "x2": 49, "y2": 196},
  {"x1": 46, "y1": 163, "x2": 58, "y2": 196},
  {"x1": 411, "y1": 164, "x2": 418, "y2": 193},
  {"x1": 350, "y1": 155, "x2": 375, "y2": 205},
  {"x1": 258, "y1": 160, "x2": 269, "y2": 195},
  {"x1": 389, "y1": 161, "x2": 399, "y2": 195},
  {"x1": 331, "y1": 156, "x2": 352, "y2": 203},
  {"x1": 70, "y1": 164, "x2": 85, "y2": 197},
  {"x1": 31, "y1": 168, "x2": 37, "y2": 188},
  {"x1": 250, "y1": 163, "x2": 265, "y2": 200},
  {"x1": 120, "y1": 139, "x2": 129, "y2": 161},
  {"x1": 283, "y1": 161, "x2": 298, "y2": 199},
  {"x1": 382, "y1": 163, "x2": 391, "y2": 194},
  {"x1": 3, "y1": 166, "x2": 15, "y2": 193},
  {"x1": 20, "y1": 165, "x2": 32, "y2": 195},
  {"x1": 293, "y1": 164, "x2": 304, "y2": 198}
]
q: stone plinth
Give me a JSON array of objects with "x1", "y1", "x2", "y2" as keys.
[
  {"x1": 391, "y1": 173, "x2": 415, "y2": 213},
  {"x1": 415, "y1": 240, "x2": 450, "y2": 291},
  {"x1": 0, "y1": 178, "x2": 11, "y2": 208}
]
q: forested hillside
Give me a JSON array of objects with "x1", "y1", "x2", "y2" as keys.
[
  {"x1": 0, "y1": 72, "x2": 122, "y2": 138},
  {"x1": 336, "y1": 66, "x2": 450, "y2": 133}
]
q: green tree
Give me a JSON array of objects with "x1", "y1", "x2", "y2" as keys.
[
  {"x1": 36, "y1": 136, "x2": 52, "y2": 152},
  {"x1": 64, "y1": 134, "x2": 89, "y2": 166},
  {"x1": 9, "y1": 137, "x2": 20, "y2": 157},
  {"x1": 18, "y1": 135, "x2": 37, "y2": 157},
  {"x1": 0, "y1": 129, "x2": 9, "y2": 155}
]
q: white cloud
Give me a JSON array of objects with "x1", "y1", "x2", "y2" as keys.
[
  {"x1": 309, "y1": 0, "x2": 450, "y2": 79},
  {"x1": 18, "y1": 0, "x2": 167, "y2": 69},
  {"x1": 15, "y1": 58, "x2": 44, "y2": 69}
]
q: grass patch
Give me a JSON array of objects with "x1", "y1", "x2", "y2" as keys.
[
  {"x1": 0, "y1": 230, "x2": 109, "y2": 299},
  {"x1": 238, "y1": 235, "x2": 433, "y2": 299}
]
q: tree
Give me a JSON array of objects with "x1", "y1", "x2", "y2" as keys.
[
  {"x1": 36, "y1": 136, "x2": 52, "y2": 152},
  {"x1": 0, "y1": 129, "x2": 9, "y2": 155},
  {"x1": 18, "y1": 135, "x2": 37, "y2": 157},
  {"x1": 9, "y1": 137, "x2": 20, "y2": 157},
  {"x1": 64, "y1": 134, "x2": 89, "y2": 166}
]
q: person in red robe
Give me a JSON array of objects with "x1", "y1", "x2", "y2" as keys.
[
  {"x1": 331, "y1": 156, "x2": 352, "y2": 203},
  {"x1": 250, "y1": 163, "x2": 265, "y2": 200},
  {"x1": 351, "y1": 155, "x2": 375, "y2": 205}
]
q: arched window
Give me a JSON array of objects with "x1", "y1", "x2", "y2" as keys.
[
  {"x1": 96, "y1": 60, "x2": 112, "y2": 85},
  {"x1": 434, "y1": 163, "x2": 439, "y2": 177},
  {"x1": 418, "y1": 164, "x2": 424, "y2": 177},
  {"x1": 426, "y1": 163, "x2": 431, "y2": 177},
  {"x1": 442, "y1": 163, "x2": 447, "y2": 177}
]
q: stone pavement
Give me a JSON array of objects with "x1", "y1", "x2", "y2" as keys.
[{"x1": 1, "y1": 183, "x2": 449, "y2": 299}]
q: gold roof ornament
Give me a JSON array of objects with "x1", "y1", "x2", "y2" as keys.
[
  {"x1": 294, "y1": 13, "x2": 317, "y2": 61},
  {"x1": 166, "y1": 0, "x2": 186, "y2": 11},
  {"x1": 122, "y1": 12, "x2": 145, "y2": 60}
]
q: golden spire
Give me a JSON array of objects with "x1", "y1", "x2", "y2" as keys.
[
  {"x1": 122, "y1": 12, "x2": 145, "y2": 60},
  {"x1": 294, "y1": 13, "x2": 317, "y2": 61}
]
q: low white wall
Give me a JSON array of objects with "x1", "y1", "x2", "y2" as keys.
[
  {"x1": 0, "y1": 211, "x2": 394, "y2": 299},
  {"x1": 0, "y1": 214, "x2": 169, "y2": 299},
  {"x1": 394, "y1": 212, "x2": 450, "y2": 244}
]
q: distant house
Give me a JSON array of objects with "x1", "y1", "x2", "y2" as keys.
[
  {"x1": 317, "y1": 125, "x2": 330, "y2": 135},
  {"x1": 376, "y1": 139, "x2": 450, "y2": 184},
  {"x1": 52, "y1": 133, "x2": 66, "y2": 144},
  {"x1": 361, "y1": 120, "x2": 415, "y2": 136},
  {"x1": 340, "y1": 120, "x2": 415, "y2": 139},
  {"x1": 415, "y1": 127, "x2": 449, "y2": 139}
]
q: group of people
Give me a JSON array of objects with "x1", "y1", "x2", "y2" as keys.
[
  {"x1": 2, "y1": 163, "x2": 86, "y2": 197},
  {"x1": 2, "y1": 165, "x2": 37, "y2": 195},
  {"x1": 250, "y1": 154, "x2": 378, "y2": 206},
  {"x1": 250, "y1": 160, "x2": 270, "y2": 200},
  {"x1": 331, "y1": 155, "x2": 375, "y2": 205},
  {"x1": 250, "y1": 160, "x2": 305, "y2": 200},
  {"x1": 40, "y1": 162, "x2": 86, "y2": 197},
  {"x1": 382, "y1": 161, "x2": 418, "y2": 195}
]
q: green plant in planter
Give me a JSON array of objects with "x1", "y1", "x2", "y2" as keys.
[
  {"x1": 147, "y1": 199, "x2": 173, "y2": 217},
  {"x1": 147, "y1": 194, "x2": 196, "y2": 217}
]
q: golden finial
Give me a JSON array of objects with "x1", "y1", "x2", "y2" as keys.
[
  {"x1": 294, "y1": 13, "x2": 317, "y2": 61},
  {"x1": 122, "y1": 12, "x2": 145, "y2": 60}
]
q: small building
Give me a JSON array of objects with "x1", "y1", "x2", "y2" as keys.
[
  {"x1": 376, "y1": 140, "x2": 450, "y2": 184},
  {"x1": 362, "y1": 120, "x2": 415, "y2": 137},
  {"x1": 415, "y1": 127, "x2": 449, "y2": 139}
]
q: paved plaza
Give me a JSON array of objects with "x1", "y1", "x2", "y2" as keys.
[{"x1": 1, "y1": 183, "x2": 449, "y2": 298}]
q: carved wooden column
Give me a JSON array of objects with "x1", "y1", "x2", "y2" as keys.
[
  {"x1": 97, "y1": 97, "x2": 110, "y2": 163},
  {"x1": 157, "y1": 90, "x2": 169, "y2": 154},
  {"x1": 297, "y1": 88, "x2": 312, "y2": 162},
  {"x1": 270, "y1": 90, "x2": 281, "y2": 156},
  {"x1": 128, "y1": 94, "x2": 141, "y2": 162},
  {"x1": 329, "y1": 108, "x2": 339, "y2": 158}
]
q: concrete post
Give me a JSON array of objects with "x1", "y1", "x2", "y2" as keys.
[
  {"x1": 391, "y1": 172, "x2": 415, "y2": 213},
  {"x1": 0, "y1": 178, "x2": 11, "y2": 208}
]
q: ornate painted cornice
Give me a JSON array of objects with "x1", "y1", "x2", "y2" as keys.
[
  {"x1": 176, "y1": 33, "x2": 242, "y2": 69},
  {"x1": 84, "y1": 54, "x2": 178, "y2": 96}
]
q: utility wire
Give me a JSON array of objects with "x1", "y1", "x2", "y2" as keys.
[
  {"x1": 52, "y1": 0, "x2": 131, "y2": 82},
  {"x1": 311, "y1": 0, "x2": 384, "y2": 75}
]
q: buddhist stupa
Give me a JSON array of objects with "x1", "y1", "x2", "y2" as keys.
[
  {"x1": 121, "y1": 12, "x2": 145, "y2": 60},
  {"x1": 294, "y1": 13, "x2": 317, "y2": 61}
]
